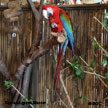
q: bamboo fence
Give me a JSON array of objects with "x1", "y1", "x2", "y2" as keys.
[{"x1": 0, "y1": 4, "x2": 108, "y2": 108}]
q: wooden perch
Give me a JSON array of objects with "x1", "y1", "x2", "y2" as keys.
[
  {"x1": 31, "y1": 37, "x2": 58, "y2": 60},
  {"x1": 27, "y1": 0, "x2": 44, "y2": 55},
  {"x1": 21, "y1": 64, "x2": 32, "y2": 108},
  {"x1": 14, "y1": 36, "x2": 80, "y2": 80},
  {"x1": 0, "y1": 60, "x2": 9, "y2": 79},
  {"x1": 11, "y1": 65, "x2": 33, "y2": 108},
  {"x1": 0, "y1": 33, "x2": 79, "y2": 81},
  {"x1": 27, "y1": 0, "x2": 40, "y2": 21},
  {"x1": 15, "y1": 38, "x2": 58, "y2": 80}
]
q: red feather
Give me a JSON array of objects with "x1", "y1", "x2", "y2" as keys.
[
  {"x1": 42, "y1": 5, "x2": 63, "y2": 32},
  {"x1": 54, "y1": 45, "x2": 64, "y2": 97},
  {"x1": 42, "y1": 5, "x2": 73, "y2": 99}
]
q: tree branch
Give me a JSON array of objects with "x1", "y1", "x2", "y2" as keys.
[{"x1": 27, "y1": 0, "x2": 39, "y2": 21}]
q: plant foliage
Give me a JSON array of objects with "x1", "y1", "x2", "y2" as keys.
[
  {"x1": 70, "y1": 59, "x2": 84, "y2": 80},
  {"x1": 4, "y1": 81, "x2": 14, "y2": 89}
]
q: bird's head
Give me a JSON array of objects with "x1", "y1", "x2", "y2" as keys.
[{"x1": 42, "y1": 6, "x2": 53, "y2": 19}]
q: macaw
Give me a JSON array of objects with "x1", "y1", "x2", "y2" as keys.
[{"x1": 42, "y1": 5, "x2": 74, "y2": 98}]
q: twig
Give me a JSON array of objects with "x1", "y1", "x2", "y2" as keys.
[
  {"x1": 79, "y1": 56, "x2": 89, "y2": 66},
  {"x1": 84, "y1": 71, "x2": 105, "y2": 79},
  {"x1": 66, "y1": 57, "x2": 108, "y2": 88},
  {"x1": 79, "y1": 56, "x2": 108, "y2": 88},
  {"x1": 93, "y1": 37, "x2": 108, "y2": 54},
  {"x1": 11, "y1": 85, "x2": 34, "y2": 108},
  {"x1": 61, "y1": 66, "x2": 70, "y2": 74},
  {"x1": 66, "y1": 60, "x2": 105, "y2": 79},
  {"x1": 64, "y1": 70, "x2": 105, "y2": 83},
  {"x1": 11, "y1": 80, "x2": 22, "y2": 108},
  {"x1": 99, "y1": 78, "x2": 108, "y2": 88},
  {"x1": 64, "y1": 75, "x2": 74, "y2": 82},
  {"x1": 60, "y1": 74, "x2": 74, "y2": 108},
  {"x1": 56, "y1": 93, "x2": 70, "y2": 108},
  {"x1": 93, "y1": 16, "x2": 108, "y2": 32}
]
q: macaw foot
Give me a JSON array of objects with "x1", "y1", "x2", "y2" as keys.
[{"x1": 51, "y1": 32, "x2": 66, "y2": 43}]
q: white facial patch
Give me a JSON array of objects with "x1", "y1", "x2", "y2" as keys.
[
  {"x1": 51, "y1": 23, "x2": 58, "y2": 28},
  {"x1": 43, "y1": 10, "x2": 48, "y2": 19},
  {"x1": 47, "y1": 7, "x2": 53, "y2": 15}
]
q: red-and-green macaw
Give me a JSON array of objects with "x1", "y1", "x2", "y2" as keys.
[{"x1": 42, "y1": 5, "x2": 74, "y2": 98}]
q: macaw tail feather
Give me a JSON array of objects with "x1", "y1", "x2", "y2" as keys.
[
  {"x1": 55, "y1": 52, "x2": 63, "y2": 91},
  {"x1": 53, "y1": 46, "x2": 64, "y2": 100}
]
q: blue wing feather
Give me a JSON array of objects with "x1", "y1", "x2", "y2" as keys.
[
  {"x1": 60, "y1": 13, "x2": 74, "y2": 52},
  {"x1": 53, "y1": 12, "x2": 74, "y2": 101}
]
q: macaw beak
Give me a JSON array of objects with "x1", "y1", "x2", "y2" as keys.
[{"x1": 43, "y1": 10, "x2": 48, "y2": 19}]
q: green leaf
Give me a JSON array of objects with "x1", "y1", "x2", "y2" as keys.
[
  {"x1": 91, "y1": 61, "x2": 97, "y2": 68},
  {"x1": 75, "y1": 76, "x2": 79, "y2": 80},
  {"x1": 83, "y1": 96, "x2": 87, "y2": 102},
  {"x1": 29, "y1": 99, "x2": 33, "y2": 104},
  {"x1": 76, "y1": 69, "x2": 81, "y2": 75},
  {"x1": 103, "y1": 18, "x2": 108, "y2": 29},
  {"x1": 102, "y1": 60, "x2": 107, "y2": 67},
  {"x1": 76, "y1": 59, "x2": 81, "y2": 65},
  {"x1": 103, "y1": 19, "x2": 108, "y2": 27},
  {"x1": 71, "y1": 59, "x2": 81, "y2": 68},
  {"x1": 105, "y1": 73, "x2": 108, "y2": 84},
  {"x1": 105, "y1": 79, "x2": 108, "y2": 84},
  {"x1": 79, "y1": 73, "x2": 84, "y2": 79},
  {"x1": 104, "y1": 53, "x2": 108, "y2": 58},
  {"x1": 105, "y1": 73, "x2": 108, "y2": 79},
  {"x1": 74, "y1": 98, "x2": 79, "y2": 104},
  {"x1": 96, "y1": 75, "x2": 99, "y2": 79},
  {"x1": 88, "y1": 61, "x2": 97, "y2": 68},
  {"x1": 74, "y1": 96, "x2": 82, "y2": 104},
  {"x1": 4, "y1": 81, "x2": 13, "y2": 89},
  {"x1": 92, "y1": 40, "x2": 98, "y2": 48},
  {"x1": 71, "y1": 62, "x2": 76, "y2": 67},
  {"x1": 22, "y1": 95, "x2": 27, "y2": 102},
  {"x1": 88, "y1": 65, "x2": 91, "y2": 68},
  {"x1": 9, "y1": 81, "x2": 13, "y2": 85},
  {"x1": 80, "y1": 68, "x2": 84, "y2": 73}
]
